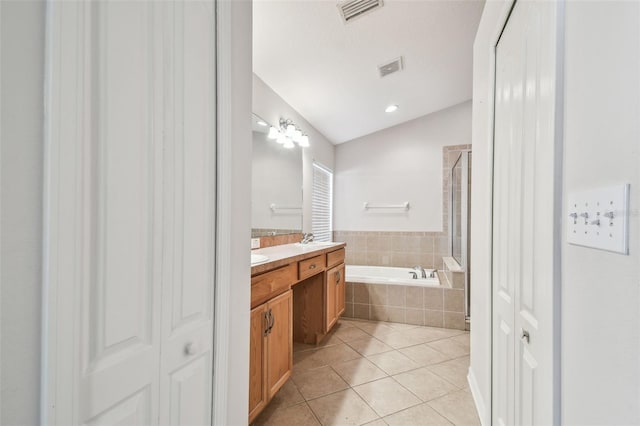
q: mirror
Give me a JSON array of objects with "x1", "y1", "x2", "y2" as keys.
[{"x1": 251, "y1": 113, "x2": 303, "y2": 237}]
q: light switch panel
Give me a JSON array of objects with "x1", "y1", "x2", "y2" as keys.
[
  {"x1": 567, "y1": 184, "x2": 630, "y2": 254},
  {"x1": 251, "y1": 238, "x2": 260, "y2": 249}
]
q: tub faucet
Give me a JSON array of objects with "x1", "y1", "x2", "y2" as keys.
[
  {"x1": 301, "y1": 233, "x2": 314, "y2": 244},
  {"x1": 413, "y1": 266, "x2": 427, "y2": 279}
]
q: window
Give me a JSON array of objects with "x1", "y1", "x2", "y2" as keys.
[{"x1": 311, "y1": 162, "x2": 333, "y2": 242}]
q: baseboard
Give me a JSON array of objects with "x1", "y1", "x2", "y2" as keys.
[{"x1": 467, "y1": 367, "x2": 489, "y2": 426}]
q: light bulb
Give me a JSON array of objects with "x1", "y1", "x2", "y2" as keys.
[
  {"x1": 293, "y1": 129, "x2": 303, "y2": 143},
  {"x1": 257, "y1": 121, "x2": 267, "y2": 126},
  {"x1": 299, "y1": 135, "x2": 310, "y2": 147},
  {"x1": 276, "y1": 133, "x2": 287, "y2": 144},
  {"x1": 385, "y1": 104, "x2": 399, "y2": 113},
  {"x1": 283, "y1": 138, "x2": 295, "y2": 149},
  {"x1": 286, "y1": 124, "x2": 296, "y2": 137},
  {"x1": 267, "y1": 127, "x2": 279, "y2": 139}
]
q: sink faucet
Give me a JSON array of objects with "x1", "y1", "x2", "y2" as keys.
[
  {"x1": 301, "y1": 233, "x2": 314, "y2": 244},
  {"x1": 413, "y1": 266, "x2": 427, "y2": 279}
]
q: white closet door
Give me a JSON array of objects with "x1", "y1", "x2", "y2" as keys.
[
  {"x1": 158, "y1": 1, "x2": 216, "y2": 424},
  {"x1": 43, "y1": 1, "x2": 216, "y2": 424},
  {"x1": 492, "y1": 1, "x2": 561, "y2": 425}
]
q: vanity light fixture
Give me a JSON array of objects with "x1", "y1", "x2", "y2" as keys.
[
  {"x1": 257, "y1": 120, "x2": 268, "y2": 126},
  {"x1": 385, "y1": 104, "x2": 399, "y2": 113},
  {"x1": 268, "y1": 118, "x2": 311, "y2": 149}
]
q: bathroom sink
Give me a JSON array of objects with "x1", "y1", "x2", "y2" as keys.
[
  {"x1": 295, "y1": 241, "x2": 337, "y2": 248},
  {"x1": 251, "y1": 254, "x2": 269, "y2": 265}
]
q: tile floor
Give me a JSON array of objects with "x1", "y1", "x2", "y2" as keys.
[{"x1": 253, "y1": 319, "x2": 480, "y2": 426}]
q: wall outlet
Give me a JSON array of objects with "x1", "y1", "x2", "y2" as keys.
[
  {"x1": 567, "y1": 183, "x2": 630, "y2": 254},
  {"x1": 251, "y1": 238, "x2": 260, "y2": 249}
]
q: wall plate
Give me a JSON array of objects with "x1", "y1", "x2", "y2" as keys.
[{"x1": 567, "y1": 184, "x2": 630, "y2": 254}]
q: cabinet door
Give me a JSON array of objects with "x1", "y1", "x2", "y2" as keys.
[
  {"x1": 335, "y1": 264, "x2": 346, "y2": 318},
  {"x1": 266, "y1": 290, "x2": 293, "y2": 399},
  {"x1": 325, "y1": 265, "x2": 339, "y2": 331},
  {"x1": 249, "y1": 305, "x2": 267, "y2": 423}
]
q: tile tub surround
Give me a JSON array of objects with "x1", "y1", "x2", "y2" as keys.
[
  {"x1": 333, "y1": 143, "x2": 471, "y2": 271},
  {"x1": 252, "y1": 319, "x2": 478, "y2": 426},
  {"x1": 343, "y1": 280, "x2": 466, "y2": 330}
]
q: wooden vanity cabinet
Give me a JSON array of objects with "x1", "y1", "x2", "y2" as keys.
[
  {"x1": 248, "y1": 290, "x2": 292, "y2": 424},
  {"x1": 324, "y1": 247, "x2": 346, "y2": 332}
]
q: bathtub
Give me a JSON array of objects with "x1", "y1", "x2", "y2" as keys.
[{"x1": 345, "y1": 265, "x2": 440, "y2": 287}]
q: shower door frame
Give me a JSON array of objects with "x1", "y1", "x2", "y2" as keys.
[{"x1": 450, "y1": 149, "x2": 472, "y2": 320}]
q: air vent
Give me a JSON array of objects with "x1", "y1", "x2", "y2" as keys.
[
  {"x1": 378, "y1": 57, "x2": 403, "y2": 78},
  {"x1": 338, "y1": 0, "x2": 384, "y2": 23}
]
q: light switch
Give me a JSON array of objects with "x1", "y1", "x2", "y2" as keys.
[
  {"x1": 567, "y1": 184, "x2": 630, "y2": 254},
  {"x1": 251, "y1": 238, "x2": 260, "y2": 249}
]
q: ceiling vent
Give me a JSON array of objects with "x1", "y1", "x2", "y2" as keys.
[
  {"x1": 378, "y1": 57, "x2": 403, "y2": 78},
  {"x1": 337, "y1": 0, "x2": 384, "y2": 23}
]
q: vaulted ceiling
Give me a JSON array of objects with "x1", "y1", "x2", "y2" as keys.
[{"x1": 253, "y1": 0, "x2": 485, "y2": 144}]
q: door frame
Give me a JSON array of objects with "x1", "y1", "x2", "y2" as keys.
[{"x1": 488, "y1": 0, "x2": 564, "y2": 424}]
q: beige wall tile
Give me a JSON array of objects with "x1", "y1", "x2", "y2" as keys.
[
  {"x1": 424, "y1": 288, "x2": 444, "y2": 310},
  {"x1": 405, "y1": 308, "x2": 424, "y2": 326},
  {"x1": 370, "y1": 305, "x2": 389, "y2": 321},
  {"x1": 443, "y1": 312, "x2": 466, "y2": 330},
  {"x1": 354, "y1": 283, "x2": 369, "y2": 304},
  {"x1": 353, "y1": 303, "x2": 370, "y2": 320},
  {"x1": 387, "y1": 285, "x2": 405, "y2": 307},
  {"x1": 451, "y1": 271, "x2": 465, "y2": 289},
  {"x1": 387, "y1": 307, "x2": 405, "y2": 323},
  {"x1": 343, "y1": 302, "x2": 354, "y2": 318},
  {"x1": 425, "y1": 310, "x2": 444, "y2": 328},
  {"x1": 405, "y1": 286, "x2": 424, "y2": 309},
  {"x1": 345, "y1": 282, "x2": 354, "y2": 303},
  {"x1": 443, "y1": 289, "x2": 464, "y2": 313},
  {"x1": 369, "y1": 284, "x2": 388, "y2": 305}
]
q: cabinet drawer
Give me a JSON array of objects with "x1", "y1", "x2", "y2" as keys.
[
  {"x1": 326, "y1": 248, "x2": 345, "y2": 268},
  {"x1": 298, "y1": 255, "x2": 326, "y2": 280},
  {"x1": 251, "y1": 263, "x2": 296, "y2": 309}
]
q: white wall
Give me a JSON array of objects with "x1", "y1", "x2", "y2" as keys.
[
  {"x1": 253, "y1": 74, "x2": 335, "y2": 233},
  {"x1": 334, "y1": 101, "x2": 471, "y2": 232},
  {"x1": 0, "y1": 1, "x2": 45, "y2": 424},
  {"x1": 470, "y1": 2, "x2": 640, "y2": 425},
  {"x1": 561, "y1": 2, "x2": 639, "y2": 424}
]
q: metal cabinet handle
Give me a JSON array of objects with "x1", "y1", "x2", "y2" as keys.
[
  {"x1": 184, "y1": 342, "x2": 197, "y2": 356},
  {"x1": 309, "y1": 264, "x2": 316, "y2": 270},
  {"x1": 336, "y1": 271, "x2": 341, "y2": 284},
  {"x1": 264, "y1": 311, "x2": 270, "y2": 336},
  {"x1": 269, "y1": 309, "x2": 275, "y2": 333},
  {"x1": 521, "y1": 328, "x2": 530, "y2": 344}
]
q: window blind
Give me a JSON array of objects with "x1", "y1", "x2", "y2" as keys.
[{"x1": 311, "y1": 162, "x2": 333, "y2": 242}]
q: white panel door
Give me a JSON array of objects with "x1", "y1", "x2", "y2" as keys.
[
  {"x1": 492, "y1": 1, "x2": 561, "y2": 425},
  {"x1": 44, "y1": 1, "x2": 216, "y2": 424},
  {"x1": 159, "y1": 1, "x2": 216, "y2": 424}
]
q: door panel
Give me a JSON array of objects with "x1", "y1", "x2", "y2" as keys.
[
  {"x1": 79, "y1": 1, "x2": 162, "y2": 422},
  {"x1": 159, "y1": 1, "x2": 216, "y2": 424},
  {"x1": 249, "y1": 305, "x2": 267, "y2": 422},
  {"x1": 492, "y1": 1, "x2": 560, "y2": 425},
  {"x1": 336, "y1": 264, "x2": 346, "y2": 317}
]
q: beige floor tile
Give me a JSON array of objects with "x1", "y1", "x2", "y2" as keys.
[
  {"x1": 332, "y1": 357, "x2": 388, "y2": 386},
  {"x1": 336, "y1": 319, "x2": 357, "y2": 328},
  {"x1": 392, "y1": 367, "x2": 459, "y2": 401},
  {"x1": 253, "y1": 402, "x2": 320, "y2": 426},
  {"x1": 399, "y1": 344, "x2": 452, "y2": 366},
  {"x1": 347, "y1": 336, "x2": 394, "y2": 356},
  {"x1": 383, "y1": 402, "x2": 453, "y2": 425},
  {"x1": 385, "y1": 322, "x2": 420, "y2": 332},
  {"x1": 428, "y1": 389, "x2": 481, "y2": 426},
  {"x1": 292, "y1": 366, "x2": 350, "y2": 400},
  {"x1": 307, "y1": 389, "x2": 379, "y2": 426},
  {"x1": 374, "y1": 331, "x2": 428, "y2": 349},
  {"x1": 353, "y1": 377, "x2": 422, "y2": 417},
  {"x1": 362, "y1": 419, "x2": 388, "y2": 426},
  {"x1": 334, "y1": 325, "x2": 372, "y2": 342},
  {"x1": 351, "y1": 320, "x2": 396, "y2": 336},
  {"x1": 427, "y1": 337, "x2": 469, "y2": 359},
  {"x1": 427, "y1": 357, "x2": 470, "y2": 388},
  {"x1": 367, "y1": 351, "x2": 422, "y2": 375},
  {"x1": 268, "y1": 379, "x2": 304, "y2": 410},
  {"x1": 293, "y1": 343, "x2": 362, "y2": 374},
  {"x1": 294, "y1": 332, "x2": 343, "y2": 353},
  {"x1": 400, "y1": 327, "x2": 465, "y2": 343}
]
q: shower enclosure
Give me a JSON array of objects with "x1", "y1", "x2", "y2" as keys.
[{"x1": 451, "y1": 150, "x2": 472, "y2": 322}]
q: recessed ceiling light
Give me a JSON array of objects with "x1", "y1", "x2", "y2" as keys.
[
  {"x1": 257, "y1": 120, "x2": 268, "y2": 126},
  {"x1": 385, "y1": 104, "x2": 399, "y2": 113}
]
